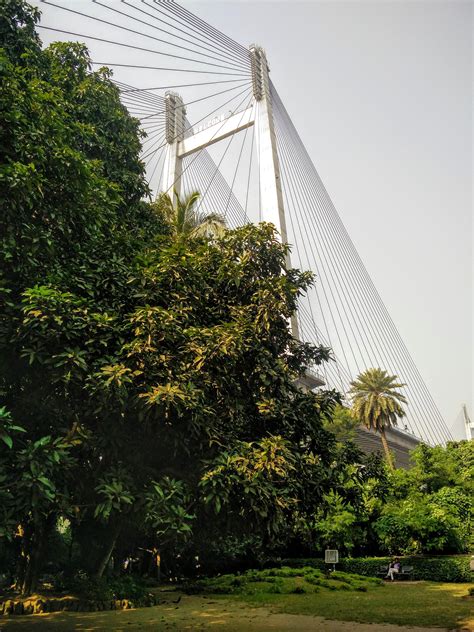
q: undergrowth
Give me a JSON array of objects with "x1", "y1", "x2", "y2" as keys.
[{"x1": 182, "y1": 566, "x2": 383, "y2": 596}]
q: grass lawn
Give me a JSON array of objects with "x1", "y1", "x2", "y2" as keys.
[
  {"x1": 230, "y1": 580, "x2": 473, "y2": 630},
  {"x1": 0, "y1": 569, "x2": 472, "y2": 631},
  {"x1": 190, "y1": 567, "x2": 474, "y2": 630}
]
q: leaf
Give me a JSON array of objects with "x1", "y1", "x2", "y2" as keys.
[{"x1": 0, "y1": 434, "x2": 13, "y2": 449}]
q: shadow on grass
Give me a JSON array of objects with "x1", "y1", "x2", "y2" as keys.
[
  {"x1": 0, "y1": 597, "x2": 235, "y2": 632},
  {"x1": 422, "y1": 582, "x2": 474, "y2": 631}
]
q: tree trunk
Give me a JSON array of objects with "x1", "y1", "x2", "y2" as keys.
[
  {"x1": 380, "y1": 429, "x2": 395, "y2": 470},
  {"x1": 94, "y1": 522, "x2": 121, "y2": 579},
  {"x1": 14, "y1": 548, "x2": 27, "y2": 593},
  {"x1": 21, "y1": 516, "x2": 52, "y2": 596}
]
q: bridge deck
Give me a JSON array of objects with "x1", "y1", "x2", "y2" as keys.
[{"x1": 354, "y1": 426, "x2": 421, "y2": 469}]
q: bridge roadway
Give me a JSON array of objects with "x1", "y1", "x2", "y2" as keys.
[{"x1": 354, "y1": 426, "x2": 420, "y2": 469}]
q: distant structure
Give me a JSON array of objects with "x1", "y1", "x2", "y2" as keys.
[
  {"x1": 462, "y1": 404, "x2": 473, "y2": 440},
  {"x1": 354, "y1": 425, "x2": 420, "y2": 469}
]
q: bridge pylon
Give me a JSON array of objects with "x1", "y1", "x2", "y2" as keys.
[
  {"x1": 162, "y1": 44, "x2": 300, "y2": 339},
  {"x1": 462, "y1": 404, "x2": 473, "y2": 440}
]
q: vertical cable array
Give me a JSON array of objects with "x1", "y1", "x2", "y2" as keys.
[{"x1": 271, "y1": 82, "x2": 451, "y2": 445}]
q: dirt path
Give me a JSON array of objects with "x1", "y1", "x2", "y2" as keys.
[{"x1": 0, "y1": 595, "x2": 466, "y2": 632}]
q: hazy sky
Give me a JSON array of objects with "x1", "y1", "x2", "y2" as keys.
[{"x1": 33, "y1": 0, "x2": 472, "y2": 439}]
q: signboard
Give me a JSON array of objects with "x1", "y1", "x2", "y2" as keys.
[{"x1": 324, "y1": 549, "x2": 339, "y2": 565}]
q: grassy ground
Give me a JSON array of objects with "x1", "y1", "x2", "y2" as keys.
[
  {"x1": 187, "y1": 567, "x2": 473, "y2": 630},
  {"x1": 0, "y1": 569, "x2": 472, "y2": 631},
  {"x1": 230, "y1": 580, "x2": 473, "y2": 629}
]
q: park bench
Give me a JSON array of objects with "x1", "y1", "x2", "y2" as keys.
[
  {"x1": 399, "y1": 565, "x2": 413, "y2": 579},
  {"x1": 377, "y1": 564, "x2": 413, "y2": 580}
]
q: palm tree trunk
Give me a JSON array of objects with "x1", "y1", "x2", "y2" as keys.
[{"x1": 380, "y1": 429, "x2": 395, "y2": 470}]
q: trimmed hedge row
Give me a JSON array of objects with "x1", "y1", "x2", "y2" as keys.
[{"x1": 281, "y1": 556, "x2": 473, "y2": 583}]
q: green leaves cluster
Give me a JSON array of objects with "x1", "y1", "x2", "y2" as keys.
[{"x1": 374, "y1": 441, "x2": 473, "y2": 554}]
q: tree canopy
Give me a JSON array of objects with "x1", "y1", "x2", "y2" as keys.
[{"x1": 349, "y1": 368, "x2": 407, "y2": 469}]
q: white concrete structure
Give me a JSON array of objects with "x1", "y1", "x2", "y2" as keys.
[
  {"x1": 162, "y1": 45, "x2": 324, "y2": 385},
  {"x1": 162, "y1": 92, "x2": 186, "y2": 199},
  {"x1": 162, "y1": 46, "x2": 288, "y2": 244},
  {"x1": 463, "y1": 404, "x2": 473, "y2": 440}
]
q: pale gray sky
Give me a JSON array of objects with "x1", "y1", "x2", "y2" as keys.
[{"x1": 33, "y1": 0, "x2": 472, "y2": 438}]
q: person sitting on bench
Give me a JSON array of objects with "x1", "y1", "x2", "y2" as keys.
[{"x1": 386, "y1": 558, "x2": 401, "y2": 581}]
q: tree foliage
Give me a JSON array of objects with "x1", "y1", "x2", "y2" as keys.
[
  {"x1": 349, "y1": 368, "x2": 407, "y2": 469},
  {"x1": 0, "y1": 0, "x2": 350, "y2": 593},
  {"x1": 374, "y1": 441, "x2": 473, "y2": 554},
  {"x1": 156, "y1": 190, "x2": 226, "y2": 239}
]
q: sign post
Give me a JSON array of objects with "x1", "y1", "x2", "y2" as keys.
[{"x1": 324, "y1": 549, "x2": 339, "y2": 574}]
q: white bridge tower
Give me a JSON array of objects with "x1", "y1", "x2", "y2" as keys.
[
  {"x1": 462, "y1": 404, "x2": 473, "y2": 441},
  {"x1": 162, "y1": 46, "x2": 287, "y2": 246},
  {"x1": 162, "y1": 45, "x2": 309, "y2": 342}
]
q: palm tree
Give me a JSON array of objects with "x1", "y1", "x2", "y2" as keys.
[
  {"x1": 157, "y1": 190, "x2": 226, "y2": 239},
  {"x1": 348, "y1": 368, "x2": 407, "y2": 469}
]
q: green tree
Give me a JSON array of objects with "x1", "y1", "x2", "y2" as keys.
[
  {"x1": 374, "y1": 494, "x2": 465, "y2": 555},
  {"x1": 323, "y1": 404, "x2": 359, "y2": 443},
  {"x1": 0, "y1": 0, "x2": 166, "y2": 592},
  {"x1": 349, "y1": 368, "x2": 407, "y2": 469},
  {"x1": 0, "y1": 407, "x2": 81, "y2": 594},
  {"x1": 379, "y1": 441, "x2": 473, "y2": 554},
  {"x1": 156, "y1": 190, "x2": 226, "y2": 239}
]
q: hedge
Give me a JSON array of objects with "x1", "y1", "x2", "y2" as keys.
[{"x1": 281, "y1": 556, "x2": 473, "y2": 583}]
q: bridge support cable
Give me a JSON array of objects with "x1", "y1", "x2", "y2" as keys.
[
  {"x1": 157, "y1": 0, "x2": 251, "y2": 61},
  {"x1": 183, "y1": 150, "x2": 247, "y2": 230},
  {"x1": 274, "y1": 91, "x2": 393, "y2": 377},
  {"x1": 273, "y1": 87, "x2": 440, "y2": 444},
  {"x1": 271, "y1": 84, "x2": 451, "y2": 444},
  {"x1": 276, "y1": 106, "x2": 364, "y2": 380},
  {"x1": 272, "y1": 87, "x2": 446, "y2": 444},
  {"x1": 122, "y1": 0, "x2": 250, "y2": 68},
  {"x1": 38, "y1": 1, "x2": 250, "y2": 74},
  {"x1": 280, "y1": 99, "x2": 451, "y2": 445},
  {"x1": 279, "y1": 135, "x2": 354, "y2": 385},
  {"x1": 297, "y1": 304, "x2": 353, "y2": 391}
]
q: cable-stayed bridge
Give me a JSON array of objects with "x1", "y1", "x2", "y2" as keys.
[{"x1": 34, "y1": 0, "x2": 453, "y2": 449}]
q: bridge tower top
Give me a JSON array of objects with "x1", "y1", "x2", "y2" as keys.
[
  {"x1": 161, "y1": 44, "x2": 298, "y2": 339},
  {"x1": 463, "y1": 404, "x2": 473, "y2": 440}
]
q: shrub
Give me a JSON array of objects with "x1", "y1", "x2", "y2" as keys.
[
  {"x1": 54, "y1": 572, "x2": 148, "y2": 601},
  {"x1": 108, "y1": 576, "x2": 148, "y2": 601},
  {"x1": 282, "y1": 556, "x2": 472, "y2": 583},
  {"x1": 337, "y1": 583, "x2": 352, "y2": 591},
  {"x1": 290, "y1": 585, "x2": 307, "y2": 594}
]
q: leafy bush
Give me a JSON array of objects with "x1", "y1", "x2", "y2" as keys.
[
  {"x1": 182, "y1": 566, "x2": 379, "y2": 596},
  {"x1": 108, "y1": 576, "x2": 148, "y2": 601},
  {"x1": 282, "y1": 556, "x2": 473, "y2": 582},
  {"x1": 61, "y1": 572, "x2": 114, "y2": 601},
  {"x1": 290, "y1": 585, "x2": 307, "y2": 594},
  {"x1": 54, "y1": 571, "x2": 148, "y2": 601}
]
